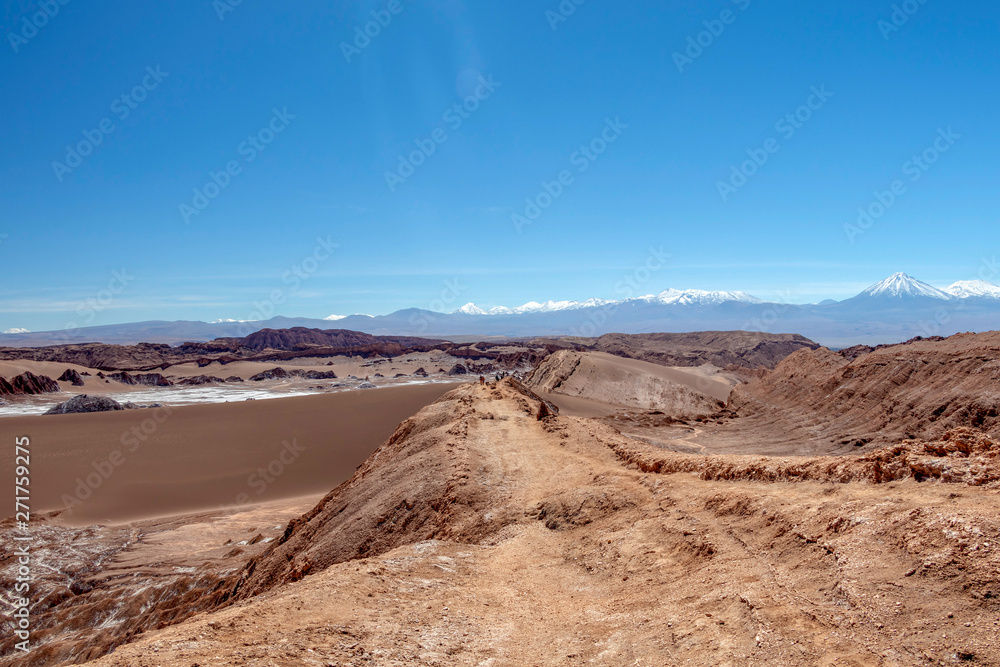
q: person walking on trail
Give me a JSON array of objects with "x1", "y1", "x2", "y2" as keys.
[{"x1": 479, "y1": 375, "x2": 485, "y2": 385}]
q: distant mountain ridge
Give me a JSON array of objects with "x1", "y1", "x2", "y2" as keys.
[
  {"x1": 3, "y1": 273, "x2": 1000, "y2": 348},
  {"x1": 452, "y1": 274, "x2": 998, "y2": 316}
]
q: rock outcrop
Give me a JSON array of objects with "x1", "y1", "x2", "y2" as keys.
[
  {"x1": 45, "y1": 395, "x2": 124, "y2": 414},
  {"x1": 108, "y1": 371, "x2": 173, "y2": 387},
  {"x1": 249, "y1": 367, "x2": 291, "y2": 382},
  {"x1": 57, "y1": 369, "x2": 86, "y2": 386},
  {"x1": 290, "y1": 369, "x2": 338, "y2": 380},
  {"x1": 176, "y1": 375, "x2": 227, "y2": 386},
  {"x1": 0, "y1": 371, "x2": 61, "y2": 396}
]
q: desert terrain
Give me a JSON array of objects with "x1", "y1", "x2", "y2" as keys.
[
  {"x1": 0, "y1": 329, "x2": 552, "y2": 417},
  {"x1": 1, "y1": 330, "x2": 999, "y2": 666},
  {"x1": 0, "y1": 383, "x2": 457, "y2": 524}
]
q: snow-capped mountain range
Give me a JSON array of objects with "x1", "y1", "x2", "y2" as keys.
[
  {"x1": 450, "y1": 273, "x2": 1000, "y2": 316},
  {"x1": 5, "y1": 273, "x2": 1000, "y2": 349}
]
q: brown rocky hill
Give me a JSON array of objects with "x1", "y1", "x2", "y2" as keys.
[
  {"x1": 549, "y1": 330, "x2": 819, "y2": 369},
  {"x1": 238, "y1": 327, "x2": 443, "y2": 352},
  {"x1": 728, "y1": 331, "x2": 1000, "y2": 449},
  {"x1": 0, "y1": 342, "x2": 182, "y2": 371},
  {"x1": 0, "y1": 330, "x2": 509, "y2": 372}
]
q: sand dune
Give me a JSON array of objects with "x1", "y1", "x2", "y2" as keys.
[{"x1": 0, "y1": 383, "x2": 456, "y2": 523}]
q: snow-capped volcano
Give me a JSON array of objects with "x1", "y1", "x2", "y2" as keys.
[
  {"x1": 943, "y1": 280, "x2": 1000, "y2": 299},
  {"x1": 2, "y1": 327, "x2": 29, "y2": 334},
  {"x1": 857, "y1": 273, "x2": 952, "y2": 300}
]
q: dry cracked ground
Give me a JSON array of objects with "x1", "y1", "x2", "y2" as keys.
[{"x1": 8, "y1": 378, "x2": 992, "y2": 667}]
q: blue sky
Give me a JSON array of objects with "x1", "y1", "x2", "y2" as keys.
[{"x1": 1, "y1": 0, "x2": 998, "y2": 331}]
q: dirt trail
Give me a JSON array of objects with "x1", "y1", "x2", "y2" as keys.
[{"x1": 68, "y1": 380, "x2": 1000, "y2": 667}]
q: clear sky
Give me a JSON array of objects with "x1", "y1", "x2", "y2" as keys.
[{"x1": 2, "y1": 1, "x2": 998, "y2": 331}]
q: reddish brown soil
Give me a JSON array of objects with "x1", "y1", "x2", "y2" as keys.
[{"x1": 63, "y1": 379, "x2": 1000, "y2": 667}]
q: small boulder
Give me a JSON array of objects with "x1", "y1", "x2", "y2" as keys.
[{"x1": 45, "y1": 395, "x2": 124, "y2": 415}]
